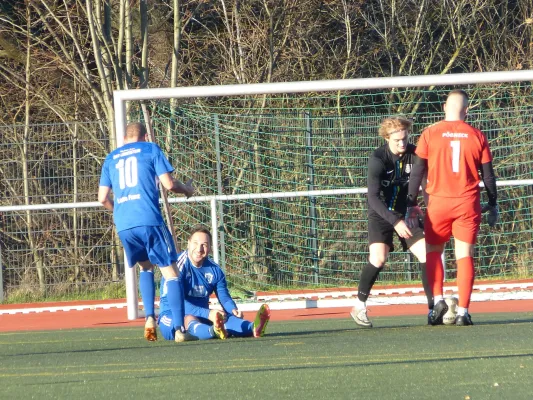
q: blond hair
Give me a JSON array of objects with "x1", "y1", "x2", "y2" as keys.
[{"x1": 378, "y1": 117, "x2": 412, "y2": 140}]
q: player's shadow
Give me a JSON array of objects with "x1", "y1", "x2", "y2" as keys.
[
  {"x1": 1, "y1": 345, "x2": 156, "y2": 358},
  {"x1": 291, "y1": 311, "x2": 348, "y2": 318},
  {"x1": 263, "y1": 327, "x2": 354, "y2": 338},
  {"x1": 462, "y1": 317, "x2": 533, "y2": 326},
  {"x1": 367, "y1": 316, "x2": 533, "y2": 330}
]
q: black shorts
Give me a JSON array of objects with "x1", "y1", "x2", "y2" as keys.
[{"x1": 368, "y1": 215, "x2": 425, "y2": 252}]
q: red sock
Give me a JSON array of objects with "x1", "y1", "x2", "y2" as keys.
[
  {"x1": 427, "y1": 252, "x2": 444, "y2": 297},
  {"x1": 457, "y1": 257, "x2": 475, "y2": 308}
]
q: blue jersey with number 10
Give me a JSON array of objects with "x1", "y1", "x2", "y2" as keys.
[{"x1": 99, "y1": 142, "x2": 174, "y2": 232}]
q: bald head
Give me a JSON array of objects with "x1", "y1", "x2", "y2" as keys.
[
  {"x1": 444, "y1": 89, "x2": 469, "y2": 121},
  {"x1": 124, "y1": 122, "x2": 147, "y2": 142}
]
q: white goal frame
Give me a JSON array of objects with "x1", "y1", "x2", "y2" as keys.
[{"x1": 113, "y1": 70, "x2": 533, "y2": 320}]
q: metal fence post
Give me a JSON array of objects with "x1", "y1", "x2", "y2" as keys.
[
  {"x1": 0, "y1": 247, "x2": 3, "y2": 302},
  {"x1": 305, "y1": 111, "x2": 319, "y2": 284},
  {"x1": 214, "y1": 114, "x2": 226, "y2": 269},
  {"x1": 407, "y1": 251, "x2": 413, "y2": 281}
]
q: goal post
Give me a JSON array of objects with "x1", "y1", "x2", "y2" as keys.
[{"x1": 113, "y1": 70, "x2": 533, "y2": 320}]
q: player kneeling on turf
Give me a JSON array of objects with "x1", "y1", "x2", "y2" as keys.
[{"x1": 158, "y1": 225, "x2": 271, "y2": 340}]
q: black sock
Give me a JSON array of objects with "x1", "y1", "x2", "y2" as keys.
[
  {"x1": 358, "y1": 262, "x2": 383, "y2": 302},
  {"x1": 420, "y1": 262, "x2": 434, "y2": 309}
]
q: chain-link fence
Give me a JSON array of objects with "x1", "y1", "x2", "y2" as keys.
[{"x1": 2, "y1": 86, "x2": 533, "y2": 303}]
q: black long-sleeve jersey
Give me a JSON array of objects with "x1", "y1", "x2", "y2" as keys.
[{"x1": 367, "y1": 143, "x2": 421, "y2": 226}]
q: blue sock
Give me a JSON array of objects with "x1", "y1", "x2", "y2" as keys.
[
  {"x1": 139, "y1": 270, "x2": 155, "y2": 319},
  {"x1": 188, "y1": 320, "x2": 215, "y2": 340},
  {"x1": 165, "y1": 277, "x2": 184, "y2": 330},
  {"x1": 225, "y1": 315, "x2": 253, "y2": 337}
]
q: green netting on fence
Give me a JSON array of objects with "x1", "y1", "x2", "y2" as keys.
[
  {"x1": 1, "y1": 85, "x2": 531, "y2": 303},
  {"x1": 142, "y1": 85, "x2": 533, "y2": 291}
]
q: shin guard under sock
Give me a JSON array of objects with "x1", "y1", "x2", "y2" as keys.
[
  {"x1": 358, "y1": 263, "x2": 383, "y2": 302},
  {"x1": 187, "y1": 320, "x2": 215, "y2": 340},
  {"x1": 426, "y1": 252, "x2": 444, "y2": 297},
  {"x1": 165, "y1": 277, "x2": 185, "y2": 330},
  {"x1": 139, "y1": 270, "x2": 155, "y2": 319},
  {"x1": 225, "y1": 315, "x2": 254, "y2": 337},
  {"x1": 457, "y1": 257, "x2": 475, "y2": 308},
  {"x1": 419, "y1": 262, "x2": 434, "y2": 309}
]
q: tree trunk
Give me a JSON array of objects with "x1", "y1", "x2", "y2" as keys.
[{"x1": 23, "y1": 4, "x2": 45, "y2": 292}]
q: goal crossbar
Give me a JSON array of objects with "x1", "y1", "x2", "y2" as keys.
[{"x1": 114, "y1": 70, "x2": 533, "y2": 153}]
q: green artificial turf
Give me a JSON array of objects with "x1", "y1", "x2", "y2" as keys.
[{"x1": 1, "y1": 312, "x2": 532, "y2": 399}]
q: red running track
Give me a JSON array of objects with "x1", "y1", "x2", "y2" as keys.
[{"x1": 1, "y1": 299, "x2": 533, "y2": 333}]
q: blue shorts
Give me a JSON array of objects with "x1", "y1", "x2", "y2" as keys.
[
  {"x1": 157, "y1": 310, "x2": 176, "y2": 340},
  {"x1": 118, "y1": 225, "x2": 177, "y2": 268}
]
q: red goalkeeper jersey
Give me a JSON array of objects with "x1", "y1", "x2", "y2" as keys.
[{"x1": 415, "y1": 120, "x2": 493, "y2": 198}]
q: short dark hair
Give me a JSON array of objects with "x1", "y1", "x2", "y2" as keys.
[
  {"x1": 125, "y1": 122, "x2": 147, "y2": 139},
  {"x1": 447, "y1": 89, "x2": 469, "y2": 102},
  {"x1": 189, "y1": 224, "x2": 212, "y2": 242}
]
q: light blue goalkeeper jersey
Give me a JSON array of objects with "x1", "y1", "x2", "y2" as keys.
[
  {"x1": 160, "y1": 252, "x2": 237, "y2": 319},
  {"x1": 99, "y1": 142, "x2": 173, "y2": 232}
]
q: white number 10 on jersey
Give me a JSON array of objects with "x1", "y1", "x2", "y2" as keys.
[
  {"x1": 116, "y1": 157, "x2": 138, "y2": 189},
  {"x1": 450, "y1": 141, "x2": 460, "y2": 173}
]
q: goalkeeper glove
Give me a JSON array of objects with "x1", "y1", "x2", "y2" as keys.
[
  {"x1": 481, "y1": 204, "x2": 499, "y2": 227},
  {"x1": 404, "y1": 206, "x2": 423, "y2": 229}
]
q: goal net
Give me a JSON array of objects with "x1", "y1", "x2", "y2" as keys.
[{"x1": 115, "y1": 71, "x2": 533, "y2": 318}]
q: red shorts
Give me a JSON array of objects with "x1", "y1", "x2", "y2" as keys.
[{"x1": 424, "y1": 194, "x2": 481, "y2": 245}]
